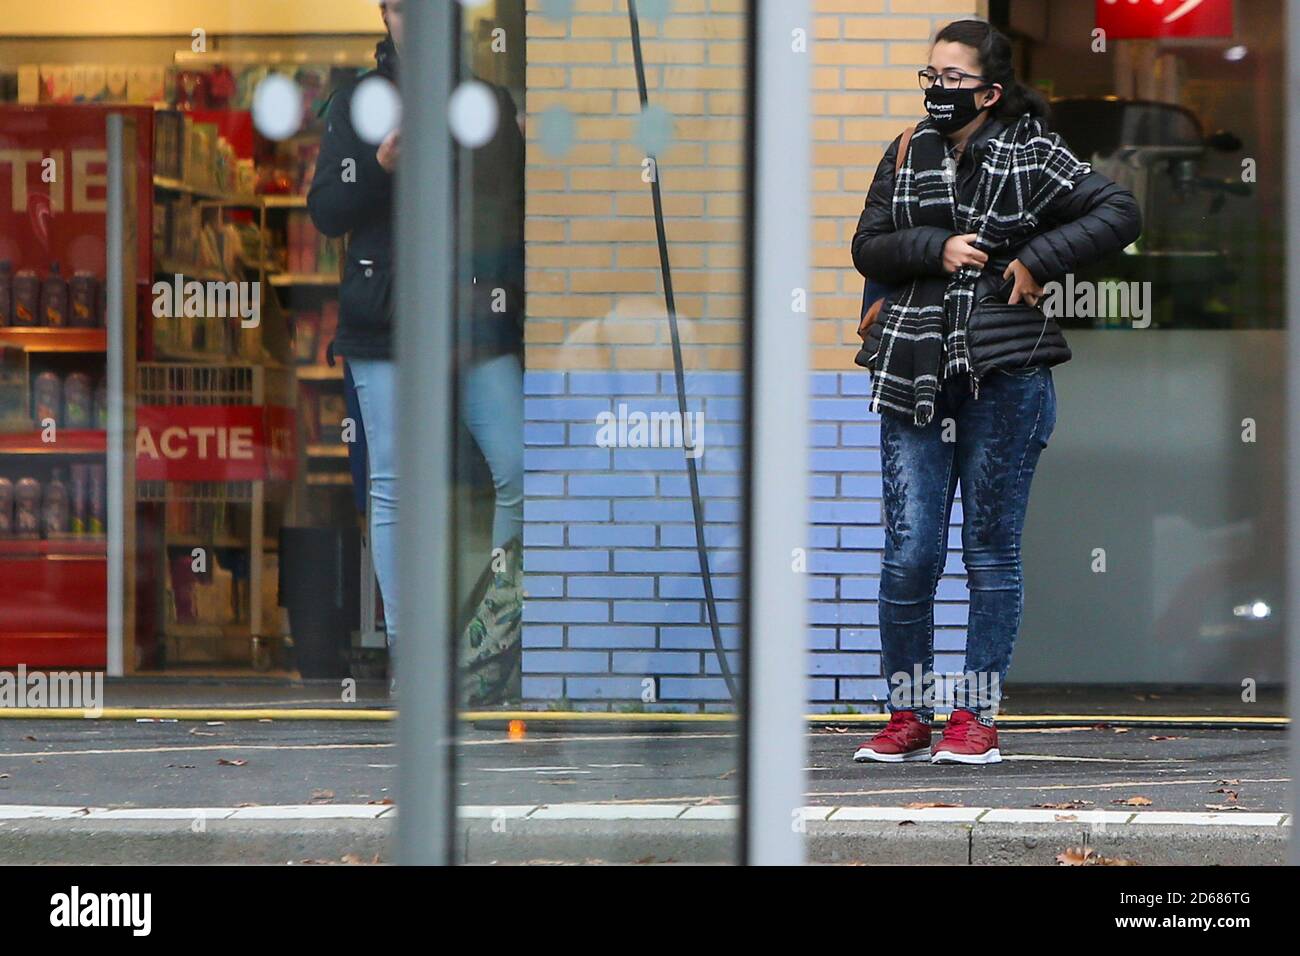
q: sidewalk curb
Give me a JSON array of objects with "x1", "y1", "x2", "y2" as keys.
[{"x1": 0, "y1": 807, "x2": 1287, "y2": 865}]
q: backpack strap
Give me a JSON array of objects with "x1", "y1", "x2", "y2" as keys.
[
  {"x1": 894, "y1": 124, "x2": 915, "y2": 177},
  {"x1": 855, "y1": 125, "x2": 918, "y2": 355}
]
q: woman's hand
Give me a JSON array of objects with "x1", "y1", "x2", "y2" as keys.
[
  {"x1": 942, "y1": 233, "x2": 988, "y2": 274},
  {"x1": 377, "y1": 128, "x2": 401, "y2": 173},
  {"x1": 1003, "y1": 258, "x2": 1044, "y2": 306}
]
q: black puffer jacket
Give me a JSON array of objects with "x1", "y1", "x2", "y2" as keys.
[
  {"x1": 308, "y1": 47, "x2": 396, "y2": 361},
  {"x1": 852, "y1": 116, "x2": 1142, "y2": 363},
  {"x1": 308, "y1": 40, "x2": 525, "y2": 363}
]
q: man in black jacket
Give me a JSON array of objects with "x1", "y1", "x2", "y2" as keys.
[{"x1": 307, "y1": 0, "x2": 525, "y2": 659}]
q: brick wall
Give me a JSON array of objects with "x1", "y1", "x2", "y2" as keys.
[{"x1": 520, "y1": 0, "x2": 984, "y2": 710}]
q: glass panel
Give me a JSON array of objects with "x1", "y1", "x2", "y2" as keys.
[
  {"x1": 0, "y1": 0, "x2": 757, "y2": 867},
  {"x1": 443, "y1": 0, "x2": 752, "y2": 863},
  {"x1": 0, "y1": 2, "x2": 395, "y2": 864},
  {"x1": 998, "y1": 0, "x2": 1284, "y2": 689}
]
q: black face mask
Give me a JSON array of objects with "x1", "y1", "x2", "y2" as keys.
[{"x1": 924, "y1": 85, "x2": 992, "y2": 133}]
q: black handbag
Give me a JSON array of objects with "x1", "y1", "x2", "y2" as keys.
[{"x1": 966, "y1": 277, "x2": 1071, "y2": 377}]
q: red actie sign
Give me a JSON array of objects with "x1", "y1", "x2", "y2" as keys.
[
  {"x1": 135, "y1": 405, "x2": 297, "y2": 482},
  {"x1": 1096, "y1": 0, "x2": 1234, "y2": 39}
]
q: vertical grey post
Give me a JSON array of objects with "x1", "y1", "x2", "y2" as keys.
[
  {"x1": 104, "y1": 113, "x2": 126, "y2": 678},
  {"x1": 747, "y1": 0, "x2": 811, "y2": 865},
  {"x1": 395, "y1": 0, "x2": 457, "y2": 864},
  {"x1": 1287, "y1": 0, "x2": 1300, "y2": 867}
]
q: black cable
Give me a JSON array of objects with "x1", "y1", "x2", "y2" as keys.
[{"x1": 626, "y1": 0, "x2": 738, "y2": 700}]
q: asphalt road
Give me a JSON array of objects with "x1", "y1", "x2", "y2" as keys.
[{"x1": 0, "y1": 719, "x2": 1285, "y2": 814}]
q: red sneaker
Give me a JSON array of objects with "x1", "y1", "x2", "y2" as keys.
[
  {"x1": 853, "y1": 711, "x2": 932, "y2": 763},
  {"x1": 930, "y1": 709, "x2": 1001, "y2": 764}
]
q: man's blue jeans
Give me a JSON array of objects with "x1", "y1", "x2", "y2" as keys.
[
  {"x1": 878, "y1": 366, "x2": 1057, "y2": 724},
  {"x1": 348, "y1": 353, "x2": 525, "y2": 647}
]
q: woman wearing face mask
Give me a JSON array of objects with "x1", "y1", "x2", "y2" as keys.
[{"x1": 850, "y1": 19, "x2": 1141, "y2": 764}]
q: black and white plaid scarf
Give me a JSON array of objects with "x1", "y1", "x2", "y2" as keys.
[{"x1": 868, "y1": 115, "x2": 1089, "y2": 426}]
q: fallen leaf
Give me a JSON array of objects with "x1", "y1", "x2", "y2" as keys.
[
  {"x1": 188, "y1": 728, "x2": 217, "y2": 737},
  {"x1": 1148, "y1": 735, "x2": 1187, "y2": 741},
  {"x1": 1204, "y1": 804, "x2": 1250, "y2": 811},
  {"x1": 717, "y1": 769, "x2": 737, "y2": 780},
  {"x1": 903, "y1": 802, "x2": 962, "y2": 809},
  {"x1": 1112, "y1": 796, "x2": 1153, "y2": 807},
  {"x1": 368, "y1": 797, "x2": 395, "y2": 806},
  {"x1": 166, "y1": 764, "x2": 196, "y2": 770},
  {"x1": 310, "y1": 789, "x2": 335, "y2": 804},
  {"x1": 1112, "y1": 727, "x2": 1131, "y2": 734},
  {"x1": 1055, "y1": 846, "x2": 1096, "y2": 866},
  {"x1": 1216, "y1": 778, "x2": 1241, "y2": 786},
  {"x1": 1056, "y1": 845, "x2": 1139, "y2": 866},
  {"x1": 1211, "y1": 788, "x2": 1239, "y2": 801},
  {"x1": 898, "y1": 820, "x2": 916, "y2": 827},
  {"x1": 1033, "y1": 800, "x2": 1093, "y2": 810},
  {"x1": 1054, "y1": 814, "x2": 1078, "y2": 822},
  {"x1": 217, "y1": 758, "x2": 247, "y2": 767}
]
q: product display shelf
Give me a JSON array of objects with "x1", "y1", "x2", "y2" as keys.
[
  {"x1": 152, "y1": 175, "x2": 261, "y2": 208},
  {"x1": 0, "y1": 328, "x2": 107, "y2": 353},
  {"x1": 0, "y1": 430, "x2": 106, "y2": 455},
  {"x1": 269, "y1": 273, "x2": 340, "y2": 287},
  {"x1": 137, "y1": 361, "x2": 294, "y2": 670}
]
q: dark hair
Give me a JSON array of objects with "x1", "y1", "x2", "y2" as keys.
[{"x1": 933, "y1": 19, "x2": 1049, "y2": 122}]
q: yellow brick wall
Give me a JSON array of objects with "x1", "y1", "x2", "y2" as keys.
[{"x1": 523, "y1": 0, "x2": 985, "y2": 372}]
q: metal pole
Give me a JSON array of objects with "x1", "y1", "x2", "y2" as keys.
[
  {"x1": 104, "y1": 113, "x2": 126, "y2": 678},
  {"x1": 395, "y1": 0, "x2": 458, "y2": 865},
  {"x1": 745, "y1": 0, "x2": 811, "y2": 865},
  {"x1": 1285, "y1": 0, "x2": 1300, "y2": 867}
]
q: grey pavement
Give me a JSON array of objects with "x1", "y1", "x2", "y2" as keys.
[{"x1": 0, "y1": 704, "x2": 1289, "y2": 863}]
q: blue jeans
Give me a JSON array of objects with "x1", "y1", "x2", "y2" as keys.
[
  {"x1": 878, "y1": 367, "x2": 1057, "y2": 724},
  {"x1": 348, "y1": 353, "x2": 525, "y2": 646}
]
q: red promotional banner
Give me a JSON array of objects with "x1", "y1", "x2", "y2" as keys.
[
  {"x1": 0, "y1": 105, "x2": 154, "y2": 278},
  {"x1": 1096, "y1": 0, "x2": 1234, "y2": 39},
  {"x1": 135, "y1": 405, "x2": 297, "y2": 482}
]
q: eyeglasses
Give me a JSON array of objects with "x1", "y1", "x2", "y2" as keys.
[{"x1": 918, "y1": 68, "x2": 988, "y2": 91}]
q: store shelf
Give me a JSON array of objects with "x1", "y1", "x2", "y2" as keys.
[
  {"x1": 0, "y1": 430, "x2": 106, "y2": 455},
  {"x1": 153, "y1": 176, "x2": 260, "y2": 207},
  {"x1": 261, "y1": 194, "x2": 309, "y2": 209},
  {"x1": 307, "y1": 443, "x2": 349, "y2": 459},
  {"x1": 0, "y1": 538, "x2": 106, "y2": 559},
  {"x1": 306, "y1": 472, "x2": 353, "y2": 487},
  {"x1": 164, "y1": 622, "x2": 252, "y2": 639},
  {"x1": 295, "y1": 364, "x2": 343, "y2": 381},
  {"x1": 0, "y1": 328, "x2": 107, "y2": 353},
  {"x1": 269, "y1": 274, "x2": 339, "y2": 287},
  {"x1": 155, "y1": 259, "x2": 235, "y2": 282},
  {"x1": 165, "y1": 534, "x2": 278, "y2": 551}
]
